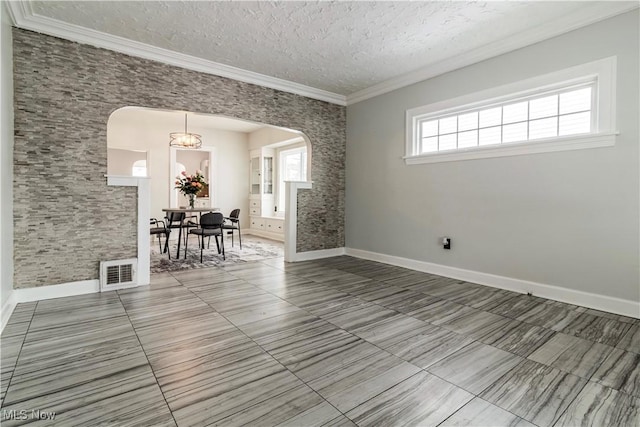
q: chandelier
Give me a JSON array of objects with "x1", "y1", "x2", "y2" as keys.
[{"x1": 170, "y1": 113, "x2": 202, "y2": 149}]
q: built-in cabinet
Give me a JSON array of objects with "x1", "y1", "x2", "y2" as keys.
[{"x1": 249, "y1": 148, "x2": 284, "y2": 241}]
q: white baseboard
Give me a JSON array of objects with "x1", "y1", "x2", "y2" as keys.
[
  {"x1": 15, "y1": 279, "x2": 100, "y2": 303},
  {"x1": 293, "y1": 247, "x2": 346, "y2": 262},
  {"x1": 1, "y1": 291, "x2": 17, "y2": 333},
  {"x1": 346, "y1": 247, "x2": 639, "y2": 319}
]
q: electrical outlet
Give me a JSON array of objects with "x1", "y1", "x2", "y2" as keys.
[{"x1": 443, "y1": 237, "x2": 451, "y2": 250}]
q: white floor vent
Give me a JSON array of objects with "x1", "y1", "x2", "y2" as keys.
[{"x1": 100, "y1": 258, "x2": 138, "y2": 291}]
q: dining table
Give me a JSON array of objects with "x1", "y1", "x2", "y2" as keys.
[{"x1": 162, "y1": 207, "x2": 220, "y2": 258}]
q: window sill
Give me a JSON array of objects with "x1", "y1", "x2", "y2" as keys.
[{"x1": 404, "y1": 132, "x2": 617, "y2": 165}]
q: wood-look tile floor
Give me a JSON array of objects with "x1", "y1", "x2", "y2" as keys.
[{"x1": 1, "y1": 256, "x2": 638, "y2": 426}]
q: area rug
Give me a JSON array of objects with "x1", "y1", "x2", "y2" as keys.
[{"x1": 150, "y1": 235, "x2": 284, "y2": 273}]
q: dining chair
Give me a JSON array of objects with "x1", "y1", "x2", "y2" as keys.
[
  {"x1": 186, "y1": 212, "x2": 225, "y2": 262},
  {"x1": 222, "y1": 209, "x2": 242, "y2": 249},
  {"x1": 164, "y1": 211, "x2": 186, "y2": 258},
  {"x1": 149, "y1": 218, "x2": 169, "y2": 257}
]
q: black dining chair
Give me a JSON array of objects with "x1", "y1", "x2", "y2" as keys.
[
  {"x1": 186, "y1": 212, "x2": 225, "y2": 262},
  {"x1": 150, "y1": 218, "x2": 170, "y2": 257},
  {"x1": 222, "y1": 209, "x2": 242, "y2": 249},
  {"x1": 164, "y1": 211, "x2": 186, "y2": 258}
]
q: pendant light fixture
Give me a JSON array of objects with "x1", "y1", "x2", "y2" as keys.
[{"x1": 170, "y1": 113, "x2": 202, "y2": 149}]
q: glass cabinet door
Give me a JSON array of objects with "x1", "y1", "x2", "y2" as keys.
[
  {"x1": 250, "y1": 156, "x2": 260, "y2": 194},
  {"x1": 263, "y1": 157, "x2": 273, "y2": 194}
]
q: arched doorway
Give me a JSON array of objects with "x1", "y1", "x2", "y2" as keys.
[{"x1": 106, "y1": 107, "x2": 313, "y2": 277}]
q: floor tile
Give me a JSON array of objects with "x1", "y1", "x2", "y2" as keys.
[
  {"x1": 590, "y1": 348, "x2": 640, "y2": 397},
  {"x1": 1, "y1": 320, "x2": 31, "y2": 339},
  {"x1": 383, "y1": 323, "x2": 474, "y2": 369},
  {"x1": 307, "y1": 350, "x2": 420, "y2": 412},
  {"x1": 2, "y1": 256, "x2": 637, "y2": 425},
  {"x1": 580, "y1": 308, "x2": 639, "y2": 325},
  {"x1": 223, "y1": 299, "x2": 302, "y2": 326},
  {"x1": 0, "y1": 336, "x2": 25, "y2": 373},
  {"x1": 480, "y1": 359, "x2": 587, "y2": 426},
  {"x1": 211, "y1": 383, "x2": 326, "y2": 427},
  {"x1": 350, "y1": 313, "x2": 428, "y2": 347},
  {"x1": 440, "y1": 397, "x2": 535, "y2": 427},
  {"x1": 617, "y1": 323, "x2": 640, "y2": 354},
  {"x1": 427, "y1": 341, "x2": 522, "y2": 394},
  {"x1": 279, "y1": 333, "x2": 380, "y2": 383},
  {"x1": 275, "y1": 401, "x2": 350, "y2": 427},
  {"x1": 438, "y1": 309, "x2": 512, "y2": 341},
  {"x1": 515, "y1": 301, "x2": 581, "y2": 331},
  {"x1": 407, "y1": 299, "x2": 476, "y2": 325},
  {"x1": 561, "y1": 312, "x2": 632, "y2": 346},
  {"x1": 489, "y1": 294, "x2": 546, "y2": 319},
  {"x1": 527, "y1": 332, "x2": 614, "y2": 379},
  {"x1": 321, "y1": 302, "x2": 397, "y2": 331},
  {"x1": 346, "y1": 371, "x2": 473, "y2": 427},
  {"x1": 554, "y1": 381, "x2": 639, "y2": 427},
  {"x1": 169, "y1": 366, "x2": 303, "y2": 426},
  {"x1": 479, "y1": 319, "x2": 555, "y2": 357},
  {"x1": 369, "y1": 289, "x2": 437, "y2": 313},
  {"x1": 7, "y1": 383, "x2": 176, "y2": 427}
]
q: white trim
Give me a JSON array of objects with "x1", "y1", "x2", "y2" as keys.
[
  {"x1": 7, "y1": 2, "x2": 635, "y2": 107},
  {"x1": 14, "y1": 279, "x2": 100, "y2": 303},
  {"x1": 293, "y1": 247, "x2": 346, "y2": 262},
  {"x1": 6, "y1": 1, "x2": 346, "y2": 106},
  {"x1": 405, "y1": 57, "x2": 618, "y2": 164},
  {"x1": 284, "y1": 181, "x2": 312, "y2": 262},
  {"x1": 345, "y1": 247, "x2": 639, "y2": 319},
  {"x1": 1, "y1": 290, "x2": 17, "y2": 333},
  {"x1": 106, "y1": 175, "x2": 150, "y2": 287},
  {"x1": 346, "y1": 3, "x2": 637, "y2": 105},
  {"x1": 404, "y1": 132, "x2": 617, "y2": 165}
]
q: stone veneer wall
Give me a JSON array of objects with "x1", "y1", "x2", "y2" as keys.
[{"x1": 12, "y1": 29, "x2": 345, "y2": 289}]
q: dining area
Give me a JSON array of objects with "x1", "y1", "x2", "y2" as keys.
[{"x1": 151, "y1": 206, "x2": 242, "y2": 264}]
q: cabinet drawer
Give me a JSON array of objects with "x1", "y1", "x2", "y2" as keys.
[
  {"x1": 265, "y1": 219, "x2": 284, "y2": 233},
  {"x1": 250, "y1": 217, "x2": 265, "y2": 229},
  {"x1": 249, "y1": 207, "x2": 260, "y2": 216},
  {"x1": 250, "y1": 199, "x2": 261, "y2": 208}
]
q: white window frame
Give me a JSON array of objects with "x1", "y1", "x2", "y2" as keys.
[{"x1": 405, "y1": 56, "x2": 618, "y2": 165}]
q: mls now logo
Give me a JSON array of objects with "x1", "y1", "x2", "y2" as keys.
[{"x1": 2, "y1": 409, "x2": 56, "y2": 420}]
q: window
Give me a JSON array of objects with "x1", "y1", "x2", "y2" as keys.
[
  {"x1": 131, "y1": 160, "x2": 147, "y2": 177},
  {"x1": 278, "y1": 146, "x2": 307, "y2": 212},
  {"x1": 406, "y1": 57, "x2": 617, "y2": 164}
]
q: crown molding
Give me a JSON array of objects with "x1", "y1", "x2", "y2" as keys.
[
  {"x1": 6, "y1": 1, "x2": 347, "y2": 106},
  {"x1": 7, "y1": 1, "x2": 638, "y2": 108},
  {"x1": 346, "y1": 2, "x2": 639, "y2": 105}
]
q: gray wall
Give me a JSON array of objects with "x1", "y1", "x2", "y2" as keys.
[
  {"x1": 346, "y1": 11, "x2": 639, "y2": 302},
  {"x1": 1, "y1": 3, "x2": 14, "y2": 308},
  {"x1": 12, "y1": 28, "x2": 345, "y2": 289}
]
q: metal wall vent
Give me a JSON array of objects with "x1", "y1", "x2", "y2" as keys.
[{"x1": 100, "y1": 258, "x2": 138, "y2": 291}]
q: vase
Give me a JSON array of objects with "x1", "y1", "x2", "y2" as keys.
[{"x1": 188, "y1": 194, "x2": 196, "y2": 209}]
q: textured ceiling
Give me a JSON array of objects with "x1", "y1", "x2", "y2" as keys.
[{"x1": 28, "y1": 1, "x2": 636, "y2": 96}]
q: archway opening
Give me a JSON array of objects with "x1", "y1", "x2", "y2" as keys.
[{"x1": 107, "y1": 106, "x2": 312, "y2": 272}]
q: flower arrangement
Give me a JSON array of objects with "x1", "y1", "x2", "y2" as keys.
[{"x1": 175, "y1": 170, "x2": 207, "y2": 208}]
